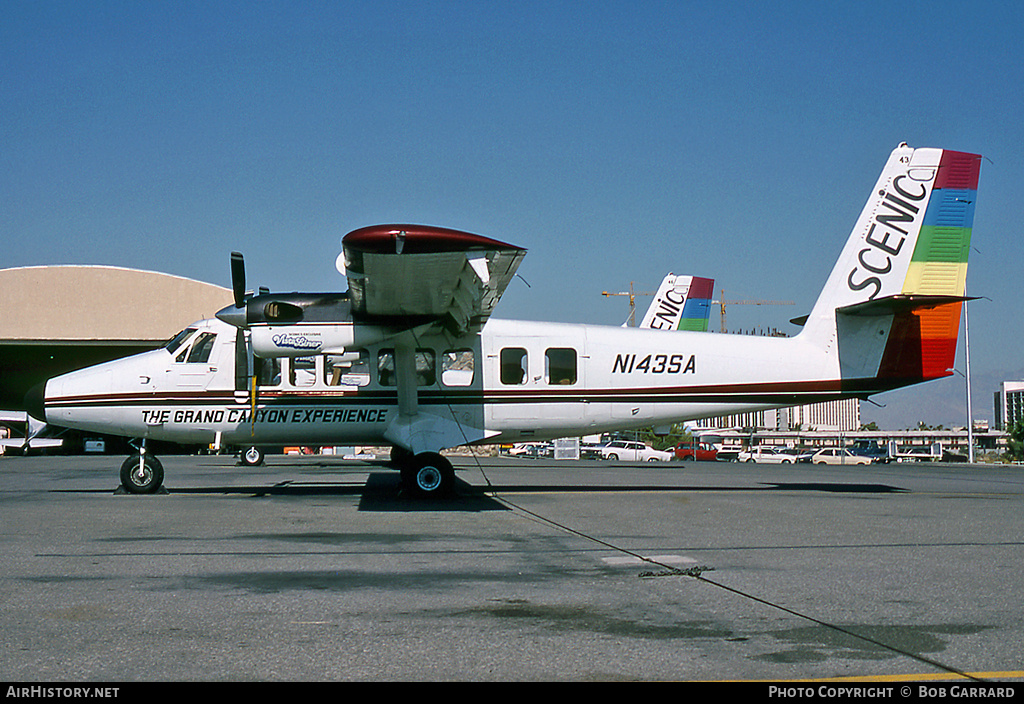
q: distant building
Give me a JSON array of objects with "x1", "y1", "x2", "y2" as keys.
[
  {"x1": 994, "y1": 381, "x2": 1024, "y2": 430},
  {"x1": 780, "y1": 398, "x2": 861, "y2": 432},
  {"x1": 694, "y1": 398, "x2": 861, "y2": 433}
]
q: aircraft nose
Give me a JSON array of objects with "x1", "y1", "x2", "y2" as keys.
[
  {"x1": 25, "y1": 382, "x2": 47, "y2": 423},
  {"x1": 216, "y1": 303, "x2": 248, "y2": 329}
]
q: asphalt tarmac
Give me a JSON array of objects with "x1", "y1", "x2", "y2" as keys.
[{"x1": 1, "y1": 453, "x2": 1022, "y2": 683}]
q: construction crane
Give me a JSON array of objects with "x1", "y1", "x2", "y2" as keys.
[
  {"x1": 714, "y1": 290, "x2": 794, "y2": 333},
  {"x1": 601, "y1": 282, "x2": 650, "y2": 327},
  {"x1": 602, "y1": 283, "x2": 793, "y2": 332}
]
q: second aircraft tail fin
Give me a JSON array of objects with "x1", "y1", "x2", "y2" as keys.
[{"x1": 639, "y1": 275, "x2": 715, "y2": 332}]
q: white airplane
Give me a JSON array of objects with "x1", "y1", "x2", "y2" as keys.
[{"x1": 26, "y1": 143, "x2": 981, "y2": 497}]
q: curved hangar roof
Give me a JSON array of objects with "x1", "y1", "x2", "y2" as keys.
[{"x1": 0, "y1": 265, "x2": 232, "y2": 342}]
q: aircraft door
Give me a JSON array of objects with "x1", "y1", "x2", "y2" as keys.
[{"x1": 166, "y1": 331, "x2": 220, "y2": 390}]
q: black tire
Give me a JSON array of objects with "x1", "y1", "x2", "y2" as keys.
[
  {"x1": 390, "y1": 446, "x2": 414, "y2": 466},
  {"x1": 240, "y1": 446, "x2": 265, "y2": 466},
  {"x1": 119, "y1": 454, "x2": 165, "y2": 494},
  {"x1": 403, "y1": 452, "x2": 455, "y2": 498}
]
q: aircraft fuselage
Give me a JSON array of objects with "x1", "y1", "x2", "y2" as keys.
[{"x1": 38, "y1": 315, "x2": 846, "y2": 451}]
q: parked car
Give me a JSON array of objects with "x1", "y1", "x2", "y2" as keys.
[
  {"x1": 895, "y1": 446, "x2": 941, "y2": 462},
  {"x1": 507, "y1": 442, "x2": 553, "y2": 458},
  {"x1": 674, "y1": 442, "x2": 719, "y2": 461},
  {"x1": 850, "y1": 441, "x2": 891, "y2": 463},
  {"x1": 599, "y1": 440, "x2": 673, "y2": 462},
  {"x1": 782, "y1": 448, "x2": 816, "y2": 463},
  {"x1": 809, "y1": 448, "x2": 873, "y2": 465},
  {"x1": 715, "y1": 447, "x2": 742, "y2": 462},
  {"x1": 737, "y1": 447, "x2": 795, "y2": 464}
]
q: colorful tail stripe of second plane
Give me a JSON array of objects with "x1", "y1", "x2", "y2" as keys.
[{"x1": 678, "y1": 276, "x2": 715, "y2": 332}]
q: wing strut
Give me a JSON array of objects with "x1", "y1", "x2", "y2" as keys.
[{"x1": 394, "y1": 342, "x2": 419, "y2": 419}]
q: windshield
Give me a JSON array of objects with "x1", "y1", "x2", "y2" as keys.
[{"x1": 163, "y1": 328, "x2": 197, "y2": 355}]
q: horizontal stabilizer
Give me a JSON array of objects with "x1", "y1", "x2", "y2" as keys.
[{"x1": 838, "y1": 294, "x2": 977, "y2": 317}]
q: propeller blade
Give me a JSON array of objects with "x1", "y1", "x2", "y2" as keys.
[{"x1": 230, "y1": 252, "x2": 247, "y2": 308}]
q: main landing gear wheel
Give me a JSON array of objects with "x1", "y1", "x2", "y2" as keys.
[
  {"x1": 240, "y1": 446, "x2": 265, "y2": 466},
  {"x1": 400, "y1": 452, "x2": 455, "y2": 498},
  {"x1": 119, "y1": 453, "x2": 165, "y2": 494}
]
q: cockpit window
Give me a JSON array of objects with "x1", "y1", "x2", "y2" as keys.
[
  {"x1": 186, "y1": 332, "x2": 217, "y2": 364},
  {"x1": 164, "y1": 328, "x2": 197, "y2": 355}
]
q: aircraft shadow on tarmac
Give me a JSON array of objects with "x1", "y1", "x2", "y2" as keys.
[
  {"x1": 55, "y1": 473, "x2": 908, "y2": 511},
  {"x1": 763, "y1": 482, "x2": 908, "y2": 494},
  {"x1": 144, "y1": 473, "x2": 510, "y2": 512}
]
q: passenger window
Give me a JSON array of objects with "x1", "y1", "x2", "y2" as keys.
[
  {"x1": 500, "y1": 348, "x2": 528, "y2": 385},
  {"x1": 288, "y1": 357, "x2": 317, "y2": 387},
  {"x1": 545, "y1": 347, "x2": 576, "y2": 385},
  {"x1": 441, "y1": 349, "x2": 474, "y2": 386},
  {"x1": 325, "y1": 351, "x2": 370, "y2": 387},
  {"x1": 377, "y1": 349, "x2": 437, "y2": 387},
  {"x1": 258, "y1": 357, "x2": 282, "y2": 387},
  {"x1": 186, "y1": 332, "x2": 217, "y2": 364}
]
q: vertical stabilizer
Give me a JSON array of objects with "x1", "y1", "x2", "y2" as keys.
[
  {"x1": 639, "y1": 275, "x2": 715, "y2": 332},
  {"x1": 800, "y1": 144, "x2": 981, "y2": 389}
]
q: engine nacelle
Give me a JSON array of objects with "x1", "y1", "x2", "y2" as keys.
[{"x1": 250, "y1": 322, "x2": 392, "y2": 358}]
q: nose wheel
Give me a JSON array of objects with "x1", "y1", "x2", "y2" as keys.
[
  {"x1": 119, "y1": 453, "x2": 165, "y2": 494},
  {"x1": 240, "y1": 446, "x2": 265, "y2": 466}
]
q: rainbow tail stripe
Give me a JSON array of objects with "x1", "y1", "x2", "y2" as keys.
[
  {"x1": 880, "y1": 149, "x2": 980, "y2": 381},
  {"x1": 678, "y1": 276, "x2": 714, "y2": 332},
  {"x1": 902, "y1": 149, "x2": 979, "y2": 299},
  {"x1": 638, "y1": 275, "x2": 715, "y2": 332}
]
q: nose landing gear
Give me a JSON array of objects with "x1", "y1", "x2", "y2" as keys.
[{"x1": 118, "y1": 451, "x2": 165, "y2": 494}]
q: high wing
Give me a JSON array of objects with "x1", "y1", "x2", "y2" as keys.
[
  {"x1": 216, "y1": 224, "x2": 526, "y2": 359},
  {"x1": 341, "y1": 225, "x2": 527, "y2": 335}
]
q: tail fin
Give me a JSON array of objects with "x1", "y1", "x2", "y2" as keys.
[
  {"x1": 800, "y1": 144, "x2": 981, "y2": 389},
  {"x1": 639, "y1": 274, "x2": 715, "y2": 332}
]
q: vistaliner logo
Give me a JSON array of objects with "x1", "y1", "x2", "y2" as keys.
[{"x1": 272, "y1": 332, "x2": 321, "y2": 350}]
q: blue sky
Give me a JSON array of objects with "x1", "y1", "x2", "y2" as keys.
[{"x1": 3, "y1": 1, "x2": 1022, "y2": 428}]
